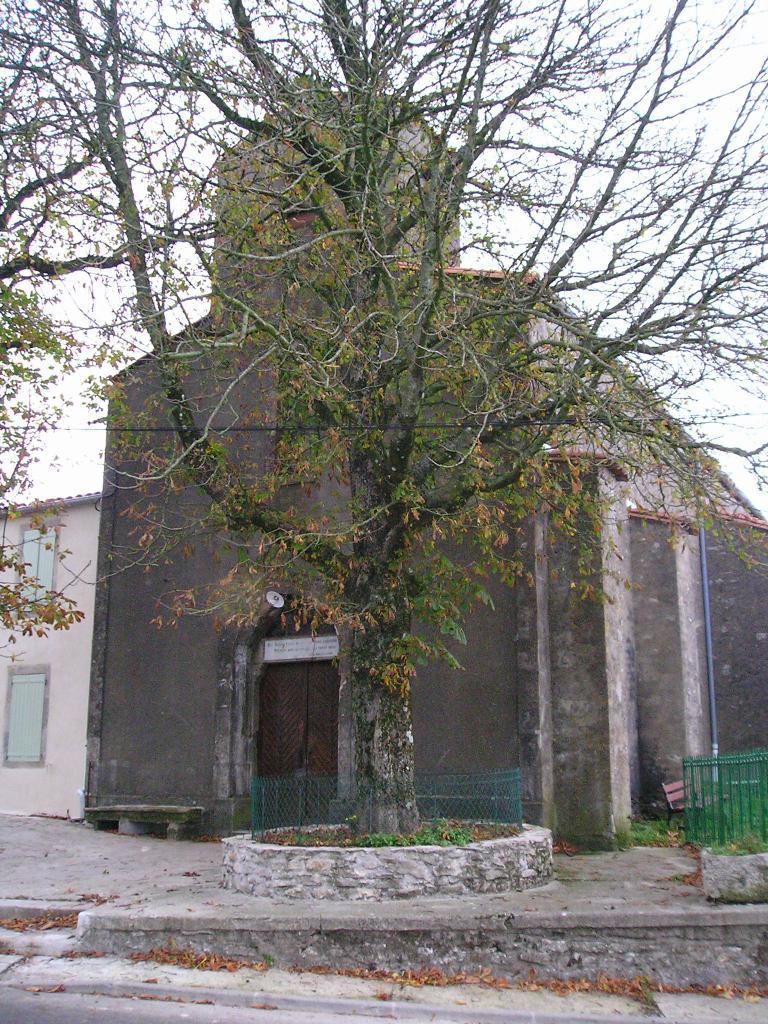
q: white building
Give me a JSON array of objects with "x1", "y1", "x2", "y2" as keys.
[{"x1": 0, "y1": 493, "x2": 100, "y2": 818}]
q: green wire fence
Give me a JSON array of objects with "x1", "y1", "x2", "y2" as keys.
[
  {"x1": 683, "y1": 748, "x2": 768, "y2": 846},
  {"x1": 251, "y1": 767, "x2": 523, "y2": 837}
]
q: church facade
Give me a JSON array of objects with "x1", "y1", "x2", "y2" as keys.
[{"x1": 85, "y1": 369, "x2": 768, "y2": 845}]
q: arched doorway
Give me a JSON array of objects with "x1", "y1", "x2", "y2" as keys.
[{"x1": 256, "y1": 619, "x2": 339, "y2": 779}]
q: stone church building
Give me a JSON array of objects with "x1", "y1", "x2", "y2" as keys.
[
  {"x1": 85, "y1": 359, "x2": 768, "y2": 845},
  {"x1": 84, "y1": 141, "x2": 768, "y2": 846}
]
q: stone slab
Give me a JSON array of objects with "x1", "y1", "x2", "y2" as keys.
[
  {"x1": 702, "y1": 850, "x2": 768, "y2": 903},
  {"x1": 86, "y1": 806, "x2": 203, "y2": 834},
  {"x1": 85, "y1": 805, "x2": 203, "y2": 817}
]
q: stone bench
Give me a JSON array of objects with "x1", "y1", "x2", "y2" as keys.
[{"x1": 85, "y1": 805, "x2": 203, "y2": 840}]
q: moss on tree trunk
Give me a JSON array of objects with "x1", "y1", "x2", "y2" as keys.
[{"x1": 350, "y1": 612, "x2": 420, "y2": 834}]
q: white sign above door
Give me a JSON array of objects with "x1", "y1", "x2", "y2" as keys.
[{"x1": 262, "y1": 634, "x2": 340, "y2": 663}]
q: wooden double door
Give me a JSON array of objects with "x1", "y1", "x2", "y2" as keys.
[{"x1": 257, "y1": 660, "x2": 339, "y2": 777}]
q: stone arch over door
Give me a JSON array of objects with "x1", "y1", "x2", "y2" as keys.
[
  {"x1": 212, "y1": 606, "x2": 355, "y2": 830},
  {"x1": 212, "y1": 615, "x2": 281, "y2": 831}
]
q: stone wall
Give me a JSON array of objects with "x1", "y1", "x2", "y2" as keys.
[
  {"x1": 222, "y1": 826, "x2": 552, "y2": 901},
  {"x1": 412, "y1": 543, "x2": 520, "y2": 774},
  {"x1": 707, "y1": 528, "x2": 768, "y2": 754},
  {"x1": 87, "y1": 363, "x2": 246, "y2": 832},
  {"x1": 629, "y1": 519, "x2": 710, "y2": 812}
]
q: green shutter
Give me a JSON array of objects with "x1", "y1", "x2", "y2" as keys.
[
  {"x1": 6, "y1": 674, "x2": 46, "y2": 762},
  {"x1": 36, "y1": 533, "x2": 55, "y2": 591},
  {"x1": 22, "y1": 530, "x2": 41, "y2": 579},
  {"x1": 21, "y1": 529, "x2": 55, "y2": 597}
]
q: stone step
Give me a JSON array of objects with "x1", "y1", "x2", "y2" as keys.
[{"x1": 75, "y1": 901, "x2": 768, "y2": 989}]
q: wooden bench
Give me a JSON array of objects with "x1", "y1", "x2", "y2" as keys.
[
  {"x1": 662, "y1": 780, "x2": 685, "y2": 824},
  {"x1": 85, "y1": 805, "x2": 204, "y2": 840}
]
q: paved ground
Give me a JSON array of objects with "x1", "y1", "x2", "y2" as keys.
[
  {"x1": 0, "y1": 813, "x2": 223, "y2": 909},
  {"x1": 0, "y1": 813, "x2": 707, "y2": 915},
  {"x1": 0, "y1": 814, "x2": 766, "y2": 1023}
]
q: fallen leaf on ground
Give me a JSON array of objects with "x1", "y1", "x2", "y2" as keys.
[
  {"x1": 130, "y1": 946, "x2": 269, "y2": 972},
  {"x1": 0, "y1": 913, "x2": 78, "y2": 932},
  {"x1": 289, "y1": 964, "x2": 511, "y2": 990},
  {"x1": 518, "y1": 973, "x2": 768, "y2": 1003},
  {"x1": 287, "y1": 965, "x2": 767, "y2": 1004},
  {"x1": 679, "y1": 868, "x2": 702, "y2": 886},
  {"x1": 78, "y1": 893, "x2": 115, "y2": 905},
  {"x1": 553, "y1": 840, "x2": 580, "y2": 856}
]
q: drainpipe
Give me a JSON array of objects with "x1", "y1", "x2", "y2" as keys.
[{"x1": 698, "y1": 526, "x2": 719, "y2": 758}]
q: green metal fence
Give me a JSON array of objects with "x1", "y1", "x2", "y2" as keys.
[
  {"x1": 683, "y1": 749, "x2": 768, "y2": 846},
  {"x1": 415, "y1": 768, "x2": 522, "y2": 826},
  {"x1": 251, "y1": 767, "x2": 523, "y2": 837},
  {"x1": 252, "y1": 773, "x2": 339, "y2": 837}
]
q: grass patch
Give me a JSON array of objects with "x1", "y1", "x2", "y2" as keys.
[
  {"x1": 362, "y1": 820, "x2": 474, "y2": 847},
  {"x1": 618, "y1": 818, "x2": 685, "y2": 849},
  {"x1": 262, "y1": 819, "x2": 520, "y2": 848},
  {"x1": 708, "y1": 834, "x2": 768, "y2": 856}
]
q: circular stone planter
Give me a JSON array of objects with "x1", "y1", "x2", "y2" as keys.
[
  {"x1": 221, "y1": 824, "x2": 552, "y2": 901},
  {"x1": 701, "y1": 849, "x2": 768, "y2": 903}
]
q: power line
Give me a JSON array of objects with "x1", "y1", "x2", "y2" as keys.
[{"x1": 36, "y1": 416, "x2": 644, "y2": 433}]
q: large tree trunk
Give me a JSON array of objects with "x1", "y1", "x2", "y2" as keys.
[{"x1": 350, "y1": 610, "x2": 420, "y2": 835}]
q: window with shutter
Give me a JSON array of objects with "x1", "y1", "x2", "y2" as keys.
[
  {"x1": 5, "y1": 673, "x2": 47, "y2": 763},
  {"x1": 21, "y1": 529, "x2": 56, "y2": 599}
]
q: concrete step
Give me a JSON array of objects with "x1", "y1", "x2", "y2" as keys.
[
  {"x1": 75, "y1": 901, "x2": 768, "y2": 989},
  {"x1": 0, "y1": 898, "x2": 89, "y2": 919}
]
